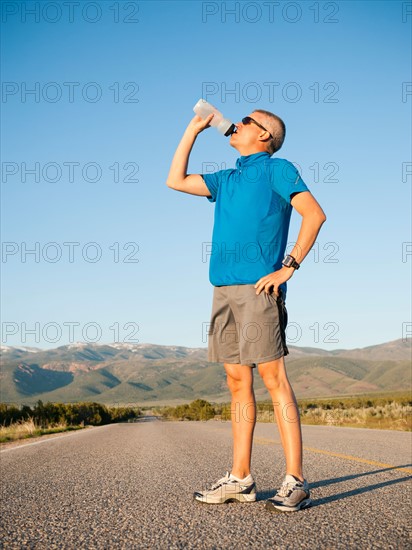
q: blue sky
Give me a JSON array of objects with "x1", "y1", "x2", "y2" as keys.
[{"x1": 1, "y1": 0, "x2": 411, "y2": 351}]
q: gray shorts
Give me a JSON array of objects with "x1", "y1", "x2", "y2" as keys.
[{"x1": 207, "y1": 284, "x2": 289, "y2": 367}]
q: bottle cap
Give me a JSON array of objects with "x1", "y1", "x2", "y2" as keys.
[
  {"x1": 224, "y1": 123, "x2": 236, "y2": 136},
  {"x1": 217, "y1": 118, "x2": 235, "y2": 136}
]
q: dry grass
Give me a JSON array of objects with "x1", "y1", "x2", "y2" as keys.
[
  {"x1": 299, "y1": 402, "x2": 411, "y2": 430},
  {"x1": 0, "y1": 416, "x2": 84, "y2": 443},
  {"x1": 256, "y1": 397, "x2": 412, "y2": 431}
]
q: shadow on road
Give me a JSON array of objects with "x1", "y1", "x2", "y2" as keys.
[
  {"x1": 309, "y1": 474, "x2": 412, "y2": 507},
  {"x1": 310, "y1": 464, "x2": 412, "y2": 489},
  {"x1": 257, "y1": 464, "x2": 412, "y2": 505}
]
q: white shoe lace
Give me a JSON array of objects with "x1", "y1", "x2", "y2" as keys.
[
  {"x1": 277, "y1": 479, "x2": 298, "y2": 498},
  {"x1": 210, "y1": 472, "x2": 231, "y2": 490}
]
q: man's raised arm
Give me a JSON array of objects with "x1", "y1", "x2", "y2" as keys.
[{"x1": 166, "y1": 114, "x2": 214, "y2": 196}]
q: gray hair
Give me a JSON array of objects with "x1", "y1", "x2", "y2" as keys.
[{"x1": 253, "y1": 109, "x2": 286, "y2": 155}]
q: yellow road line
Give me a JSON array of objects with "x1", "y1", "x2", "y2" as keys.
[{"x1": 254, "y1": 437, "x2": 412, "y2": 474}]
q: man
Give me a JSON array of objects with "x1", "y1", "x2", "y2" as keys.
[{"x1": 166, "y1": 108, "x2": 326, "y2": 512}]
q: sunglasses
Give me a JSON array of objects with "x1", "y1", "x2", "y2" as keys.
[{"x1": 242, "y1": 116, "x2": 273, "y2": 139}]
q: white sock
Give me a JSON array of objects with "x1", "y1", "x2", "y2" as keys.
[{"x1": 230, "y1": 473, "x2": 251, "y2": 482}]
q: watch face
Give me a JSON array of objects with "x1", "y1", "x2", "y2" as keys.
[{"x1": 283, "y1": 255, "x2": 299, "y2": 268}]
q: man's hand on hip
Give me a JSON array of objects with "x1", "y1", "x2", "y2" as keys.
[{"x1": 254, "y1": 267, "x2": 295, "y2": 296}]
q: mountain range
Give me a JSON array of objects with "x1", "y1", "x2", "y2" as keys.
[{"x1": 0, "y1": 339, "x2": 411, "y2": 406}]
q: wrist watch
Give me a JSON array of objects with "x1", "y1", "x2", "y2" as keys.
[{"x1": 282, "y1": 254, "x2": 300, "y2": 270}]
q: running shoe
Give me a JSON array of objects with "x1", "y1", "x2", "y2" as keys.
[
  {"x1": 265, "y1": 474, "x2": 311, "y2": 512},
  {"x1": 193, "y1": 471, "x2": 257, "y2": 504}
]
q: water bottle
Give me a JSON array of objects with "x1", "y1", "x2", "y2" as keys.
[{"x1": 193, "y1": 99, "x2": 236, "y2": 137}]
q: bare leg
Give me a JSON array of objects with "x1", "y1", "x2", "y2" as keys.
[
  {"x1": 258, "y1": 357, "x2": 303, "y2": 481},
  {"x1": 224, "y1": 363, "x2": 256, "y2": 479}
]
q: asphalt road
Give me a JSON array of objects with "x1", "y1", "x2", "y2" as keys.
[{"x1": 1, "y1": 418, "x2": 411, "y2": 549}]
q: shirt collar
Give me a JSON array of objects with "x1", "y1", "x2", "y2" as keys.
[{"x1": 236, "y1": 151, "x2": 271, "y2": 170}]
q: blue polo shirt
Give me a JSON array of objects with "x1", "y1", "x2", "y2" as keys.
[{"x1": 202, "y1": 152, "x2": 309, "y2": 298}]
